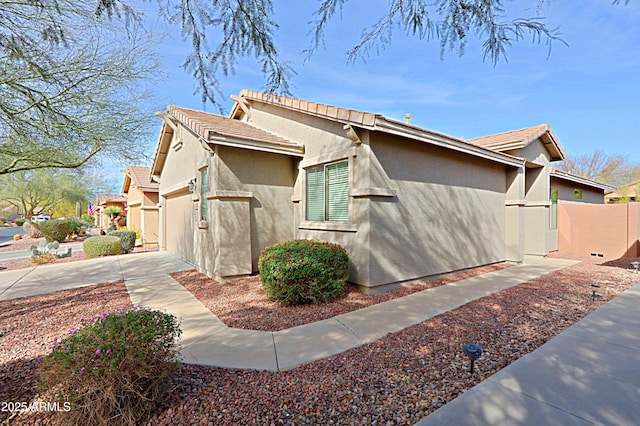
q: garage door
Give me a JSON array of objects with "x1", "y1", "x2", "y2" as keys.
[{"x1": 164, "y1": 191, "x2": 195, "y2": 264}]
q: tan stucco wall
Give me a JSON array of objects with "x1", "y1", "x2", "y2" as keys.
[
  {"x1": 551, "y1": 177, "x2": 605, "y2": 204},
  {"x1": 366, "y1": 134, "x2": 508, "y2": 290},
  {"x1": 216, "y1": 146, "x2": 297, "y2": 270},
  {"x1": 245, "y1": 104, "x2": 372, "y2": 287},
  {"x1": 511, "y1": 140, "x2": 556, "y2": 255},
  {"x1": 158, "y1": 128, "x2": 212, "y2": 273}
]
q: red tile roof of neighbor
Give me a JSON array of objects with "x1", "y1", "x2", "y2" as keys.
[
  {"x1": 97, "y1": 194, "x2": 127, "y2": 206},
  {"x1": 466, "y1": 124, "x2": 566, "y2": 161},
  {"x1": 167, "y1": 105, "x2": 304, "y2": 154},
  {"x1": 122, "y1": 166, "x2": 158, "y2": 193}
]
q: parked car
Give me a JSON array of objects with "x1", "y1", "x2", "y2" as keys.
[{"x1": 31, "y1": 215, "x2": 51, "y2": 223}]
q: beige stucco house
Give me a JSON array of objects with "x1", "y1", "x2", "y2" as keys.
[
  {"x1": 96, "y1": 194, "x2": 127, "y2": 231},
  {"x1": 605, "y1": 180, "x2": 640, "y2": 203},
  {"x1": 121, "y1": 166, "x2": 160, "y2": 247},
  {"x1": 150, "y1": 90, "x2": 608, "y2": 292}
]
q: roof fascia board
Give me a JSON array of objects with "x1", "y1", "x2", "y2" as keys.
[
  {"x1": 207, "y1": 134, "x2": 304, "y2": 157},
  {"x1": 550, "y1": 170, "x2": 615, "y2": 192},
  {"x1": 150, "y1": 121, "x2": 173, "y2": 178},
  {"x1": 374, "y1": 118, "x2": 524, "y2": 168}
]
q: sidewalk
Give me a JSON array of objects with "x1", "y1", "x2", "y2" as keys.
[
  {"x1": 0, "y1": 251, "x2": 194, "y2": 301},
  {"x1": 2, "y1": 250, "x2": 638, "y2": 423},
  {"x1": 124, "y1": 256, "x2": 579, "y2": 371},
  {"x1": 417, "y1": 282, "x2": 640, "y2": 426}
]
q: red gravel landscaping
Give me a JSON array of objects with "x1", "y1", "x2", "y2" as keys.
[{"x1": 1, "y1": 257, "x2": 639, "y2": 425}]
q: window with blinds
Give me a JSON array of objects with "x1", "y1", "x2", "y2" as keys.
[{"x1": 305, "y1": 160, "x2": 349, "y2": 222}]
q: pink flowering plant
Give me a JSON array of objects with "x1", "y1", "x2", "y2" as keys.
[{"x1": 39, "y1": 307, "x2": 181, "y2": 426}]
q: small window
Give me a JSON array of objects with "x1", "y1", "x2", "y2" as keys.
[
  {"x1": 305, "y1": 160, "x2": 349, "y2": 222},
  {"x1": 574, "y1": 189, "x2": 583, "y2": 200},
  {"x1": 200, "y1": 167, "x2": 209, "y2": 221}
]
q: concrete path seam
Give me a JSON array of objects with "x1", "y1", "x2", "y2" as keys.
[
  {"x1": 0, "y1": 267, "x2": 36, "y2": 297},
  {"x1": 271, "y1": 333, "x2": 280, "y2": 372},
  {"x1": 333, "y1": 317, "x2": 365, "y2": 341}
]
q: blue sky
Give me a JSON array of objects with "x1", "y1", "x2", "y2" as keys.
[{"x1": 141, "y1": 1, "x2": 639, "y2": 169}]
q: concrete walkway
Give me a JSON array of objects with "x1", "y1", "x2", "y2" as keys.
[
  {"x1": 2, "y1": 250, "x2": 639, "y2": 424},
  {"x1": 0, "y1": 251, "x2": 194, "y2": 301},
  {"x1": 124, "y1": 256, "x2": 579, "y2": 371},
  {"x1": 417, "y1": 282, "x2": 640, "y2": 426}
]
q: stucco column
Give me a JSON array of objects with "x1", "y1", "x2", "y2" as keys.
[{"x1": 210, "y1": 191, "x2": 253, "y2": 280}]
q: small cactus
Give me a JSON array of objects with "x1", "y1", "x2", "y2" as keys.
[{"x1": 27, "y1": 241, "x2": 70, "y2": 260}]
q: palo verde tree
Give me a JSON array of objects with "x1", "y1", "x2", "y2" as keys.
[
  {"x1": 0, "y1": 1, "x2": 161, "y2": 175},
  {"x1": 0, "y1": 169, "x2": 103, "y2": 218},
  {"x1": 89, "y1": 0, "x2": 629, "y2": 110}
]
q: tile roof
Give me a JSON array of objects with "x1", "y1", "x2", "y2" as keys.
[
  {"x1": 236, "y1": 89, "x2": 379, "y2": 127},
  {"x1": 605, "y1": 180, "x2": 640, "y2": 199},
  {"x1": 233, "y1": 90, "x2": 524, "y2": 168},
  {"x1": 467, "y1": 124, "x2": 566, "y2": 161},
  {"x1": 97, "y1": 194, "x2": 127, "y2": 205},
  {"x1": 167, "y1": 105, "x2": 304, "y2": 155},
  {"x1": 123, "y1": 166, "x2": 158, "y2": 193}
]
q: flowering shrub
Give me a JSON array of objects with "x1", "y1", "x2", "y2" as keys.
[
  {"x1": 13, "y1": 233, "x2": 21, "y2": 241},
  {"x1": 39, "y1": 308, "x2": 182, "y2": 426},
  {"x1": 258, "y1": 239, "x2": 349, "y2": 305}
]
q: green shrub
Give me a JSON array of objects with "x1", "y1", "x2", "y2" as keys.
[
  {"x1": 39, "y1": 219, "x2": 72, "y2": 242},
  {"x1": 258, "y1": 239, "x2": 349, "y2": 305},
  {"x1": 108, "y1": 230, "x2": 136, "y2": 253},
  {"x1": 14, "y1": 217, "x2": 25, "y2": 226},
  {"x1": 39, "y1": 308, "x2": 181, "y2": 426},
  {"x1": 83, "y1": 235, "x2": 123, "y2": 258}
]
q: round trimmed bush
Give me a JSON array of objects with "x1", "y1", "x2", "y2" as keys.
[
  {"x1": 83, "y1": 235, "x2": 123, "y2": 258},
  {"x1": 258, "y1": 239, "x2": 349, "y2": 306},
  {"x1": 14, "y1": 218, "x2": 26, "y2": 226},
  {"x1": 108, "y1": 230, "x2": 137, "y2": 253},
  {"x1": 39, "y1": 219, "x2": 72, "y2": 243}
]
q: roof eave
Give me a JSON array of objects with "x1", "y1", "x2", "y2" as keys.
[
  {"x1": 150, "y1": 119, "x2": 174, "y2": 179},
  {"x1": 550, "y1": 169, "x2": 616, "y2": 192},
  {"x1": 374, "y1": 117, "x2": 524, "y2": 168},
  {"x1": 207, "y1": 133, "x2": 305, "y2": 157}
]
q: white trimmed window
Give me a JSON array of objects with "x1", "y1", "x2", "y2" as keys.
[{"x1": 305, "y1": 160, "x2": 349, "y2": 222}]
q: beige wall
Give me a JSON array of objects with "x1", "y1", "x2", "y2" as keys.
[
  {"x1": 246, "y1": 104, "x2": 372, "y2": 286},
  {"x1": 558, "y1": 203, "x2": 640, "y2": 259},
  {"x1": 551, "y1": 177, "x2": 605, "y2": 204},
  {"x1": 366, "y1": 135, "x2": 508, "y2": 290},
  {"x1": 217, "y1": 146, "x2": 297, "y2": 270}
]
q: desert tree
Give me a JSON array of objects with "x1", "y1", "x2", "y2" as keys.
[{"x1": 0, "y1": 0, "x2": 161, "y2": 174}]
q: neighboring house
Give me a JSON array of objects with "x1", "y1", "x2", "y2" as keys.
[
  {"x1": 605, "y1": 180, "x2": 640, "y2": 204},
  {"x1": 150, "y1": 90, "x2": 606, "y2": 293},
  {"x1": 96, "y1": 194, "x2": 127, "y2": 231},
  {"x1": 466, "y1": 125, "x2": 613, "y2": 256},
  {"x1": 121, "y1": 166, "x2": 160, "y2": 247}
]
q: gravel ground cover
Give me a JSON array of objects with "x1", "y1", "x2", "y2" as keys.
[
  {"x1": 1, "y1": 256, "x2": 639, "y2": 425},
  {"x1": 172, "y1": 263, "x2": 511, "y2": 331}
]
